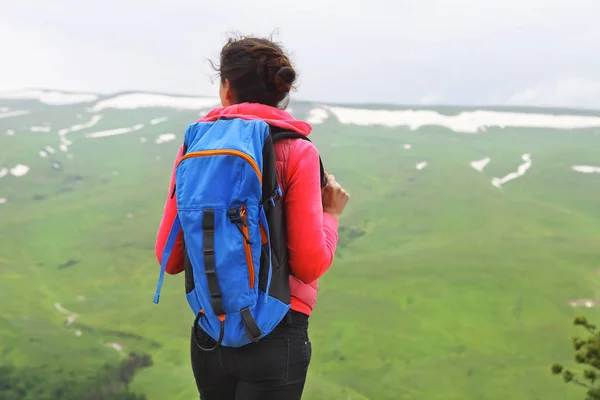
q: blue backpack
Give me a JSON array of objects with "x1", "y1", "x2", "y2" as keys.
[{"x1": 153, "y1": 116, "x2": 325, "y2": 350}]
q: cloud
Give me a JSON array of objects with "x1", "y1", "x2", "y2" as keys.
[
  {"x1": 507, "y1": 78, "x2": 600, "y2": 109},
  {"x1": 0, "y1": 0, "x2": 599, "y2": 107}
]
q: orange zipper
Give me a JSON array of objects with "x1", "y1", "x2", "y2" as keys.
[
  {"x1": 178, "y1": 149, "x2": 262, "y2": 184},
  {"x1": 240, "y1": 206, "x2": 254, "y2": 289}
]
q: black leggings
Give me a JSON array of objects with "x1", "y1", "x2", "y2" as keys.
[{"x1": 190, "y1": 311, "x2": 312, "y2": 400}]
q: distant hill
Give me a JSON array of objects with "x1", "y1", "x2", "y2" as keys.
[{"x1": 1, "y1": 89, "x2": 599, "y2": 400}]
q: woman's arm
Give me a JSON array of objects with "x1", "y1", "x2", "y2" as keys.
[
  {"x1": 155, "y1": 144, "x2": 185, "y2": 275},
  {"x1": 284, "y1": 140, "x2": 339, "y2": 284}
]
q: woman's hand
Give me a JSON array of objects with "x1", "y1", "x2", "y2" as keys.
[{"x1": 322, "y1": 172, "x2": 349, "y2": 218}]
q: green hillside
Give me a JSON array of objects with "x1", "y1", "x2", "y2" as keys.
[{"x1": 1, "y1": 92, "x2": 600, "y2": 399}]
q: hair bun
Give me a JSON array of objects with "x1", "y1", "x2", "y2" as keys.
[{"x1": 274, "y1": 66, "x2": 296, "y2": 93}]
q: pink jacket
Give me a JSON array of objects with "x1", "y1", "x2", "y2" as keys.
[{"x1": 155, "y1": 103, "x2": 339, "y2": 316}]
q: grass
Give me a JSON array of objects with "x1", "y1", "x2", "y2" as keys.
[{"x1": 1, "y1": 99, "x2": 599, "y2": 399}]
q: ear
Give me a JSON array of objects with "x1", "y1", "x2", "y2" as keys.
[{"x1": 222, "y1": 79, "x2": 236, "y2": 106}]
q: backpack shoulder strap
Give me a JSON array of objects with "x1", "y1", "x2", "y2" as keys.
[{"x1": 270, "y1": 130, "x2": 327, "y2": 189}]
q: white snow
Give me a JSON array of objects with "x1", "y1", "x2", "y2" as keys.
[
  {"x1": 90, "y1": 93, "x2": 220, "y2": 111},
  {"x1": 0, "y1": 198, "x2": 6, "y2": 204},
  {"x1": 150, "y1": 117, "x2": 168, "y2": 125},
  {"x1": 59, "y1": 144, "x2": 68, "y2": 152},
  {"x1": 0, "y1": 110, "x2": 31, "y2": 119},
  {"x1": 572, "y1": 165, "x2": 600, "y2": 174},
  {"x1": 6, "y1": 130, "x2": 15, "y2": 136},
  {"x1": 65, "y1": 314, "x2": 78, "y2": 326},
  {"x1": 491, "y1": 153, "x2": 532, "y2": 189},
  {"x1": 156, "y1": 133, "x2": 176, "y2": 144},
  {"x1": 0, "y1": 168, "x2": 7, "y2": 178},
  {"x1": 40, "y1": 150, "x2": 48, "y2": 158},
  {"x1": 404, "y1": 144, "x2": 412, "y2": 150},
  {"x1": 52, "y1": 162, "x2": 61, "y2": 170},
  {"x1": 416, "y1": 161, "x2": 428, "y2": 170},
  {"x1": 327, "y1": 107, "x2": 600, "y2": 133},
  {"x1": 140, "y1": 137, "x2": 147, "y2": 143},
  {"x1": 54, "y1": 302, "x2": 79, "y2": 326},
  {"x1": 75, "y1": 330, "x2": 82, "y2": 337},
  {"x1": 0, "y1": 89, "x2": 98, "y2": 105},
  {"x1": 0, "y1": 107, "x2": 8, "y2": 112},
  {"x1": 85, "y1": 124, "x2": 144, "y2": 138},
  {"x1": 10, "y1": 164, "x2": 30, "y2": 177},
  {"x1": 60, "y1": 136, "x2": 73, "y2": 146},
  {"x1": 471, "y1": 157, "x2": 491, "y2": 172},
  {"x1": 45, "y1": 146, "x2": 56, "y2": 154},
  {"x1": 54, "y1": 303, "x2": 69, "y2": 314},
  {"x1": 31, "y1": 126, "x2": 52, "y2": 133},
  {"x1": 569, "y1": 299, "x2": 598, "y2": 308},
  {"x1": 108, "y1": 342, "x2": 124, "y2": 352},
  {"x1": 306, "y1": 108, "x2": 329, "y2": 125},
  {"x1": 59, "y1": 115, "x2": 103, "y2": 136}
]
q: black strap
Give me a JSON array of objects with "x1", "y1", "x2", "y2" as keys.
[
  {"x1": 240, "y1": 307, "x2": 262, "y2": 343},
  {"x1": 191, "y1": 311, "x2": 224, "y2": 352},
  {"x1": 271, "y1": 131, "x2": 327, "y2": 189},
  {"x1": 203, "y1": 210, "x2": 225, "y2": 316}
]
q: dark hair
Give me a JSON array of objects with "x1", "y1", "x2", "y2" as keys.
[{"x1": 211, "y1": 35, "x2": 297, "y2": 109}]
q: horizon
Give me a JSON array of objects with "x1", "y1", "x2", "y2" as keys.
[{"x1": 3, "y1": 87, "x2": 600, "y2": 113}]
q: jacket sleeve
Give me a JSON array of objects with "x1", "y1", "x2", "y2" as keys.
[
  {"x1": 155, "y1": 144, "x2": 185, "y2": 275},
  {"x1": 284, "y1": 140, "x2": 339, "y2": 284}
]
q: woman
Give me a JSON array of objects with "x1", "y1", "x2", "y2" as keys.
[{"x1": 156, "y1": 35, "x2": 349, "y2": 400}]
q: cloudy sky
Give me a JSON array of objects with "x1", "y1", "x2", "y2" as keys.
[{"x1": 1, "y1": 0, "x2": 600, "y2": 108}]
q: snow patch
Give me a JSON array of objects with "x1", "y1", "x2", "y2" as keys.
[
  {"x1": 86, "y1": 124, "x2": 144, "y2": 138},
  {"x1": 45, "y1": 146, "x2": 56, "y2": 154},
  {"x1": 90, "y1": 93, "x2": 220, "y2": 111},
  {"x1": 6, "y1": 129, "x2": 15, "y2": 136},
  {"x1": 0, "y1": 198, "x2": 6, "y2": 204},
  {"x1": 52, "y1": 162, "x2": 61, "y2": 170},
  {"x1": 306, "y1": 108, "x2": 329, "y2": 125},
  {"x1": 572, "y1": 165, "x2": 600, "y2": 174},
  {"x1": 59, "y1": 144, "x2": 68, "y2": 152},
  {"x1": 75, "y1": 330, "x2": 82, "y2": 337},
  {"x1": 31, "y1": 126, "x2": 52, "y2": 133},
  {"x1": 569, "y1": 299, "x2": 598, "y2": 308},
  {"x1": 416, "y1": 161, "x2": 428, "y2": 170},
  {"x1": 140, "y1": 137, "x2": 147, "y2": 143},
  {"x1": 108, "y1": 343, "x2": 124, "y2": 353},
  {"x1": 471, "y1": 157, "x2": 491, "y2": 172},
  {"x1": 54, "y1": 302, "x2": 79, "y2": 326},
  {"x1": 54, "y1": 303, "x2": 70, "y2": 314},
  {"x1": 156, "y1": 133, "x2": 176, "y2": 144},
  {"x1": 59, "y1": 115, "x2": 103, "y2": 136},
  {"x1": 10, "y1": 164, "x2": 30, "y2": 177},
  {"x1": 40, "y1": 150, "x2": 48, "y2": 158},
  {"x1": 0, "y1": 110, "x2": 31, "y2": 119},
  {"x1": 150, "y1": 117, "x2": 168, "y2": 125},
  {"x1": 0, "y1": 107, "x2": 8, "y2": 112},
  {"x1": 327, "y1": 107, "x2": 600, "y2": 133},
  {"x1": 0, "y1": 168, "x2": 7, "y2": 178},
  {"x1": 0, "y1": 89, "x2": 98, "y2": 105},
  {"x1": 404, "y1": 144, "x2": 412, "y2": 150},
  {"x1": 492, "y1": 154, "x2": 532, "y2": 189}
]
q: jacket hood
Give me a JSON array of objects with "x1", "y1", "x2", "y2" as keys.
[{"x1": 199, "y1": 103, "x2": 312, "y2": 136}]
